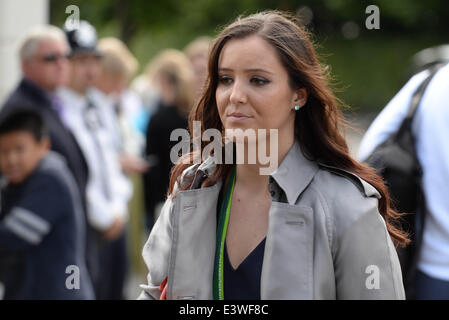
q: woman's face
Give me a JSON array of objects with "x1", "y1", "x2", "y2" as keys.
[{"x1": 215, "y1": 35, "x2": 306, "y2": 142}]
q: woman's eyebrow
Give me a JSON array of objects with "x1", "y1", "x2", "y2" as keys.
[
  {"x1": 245, "y1": 68, "x2": 274, "y2": 75},
  {"x1": 218, "y1": 67, "x2": 273, "y2": 75}
]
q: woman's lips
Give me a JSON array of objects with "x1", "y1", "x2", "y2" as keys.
[{"x1": 227, "y1": 113, "x2": 251, "y2": 121}]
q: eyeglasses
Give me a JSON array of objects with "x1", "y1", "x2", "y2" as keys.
[{"x1": 38, "y1": 53, "x2": 69, "y2": 63}]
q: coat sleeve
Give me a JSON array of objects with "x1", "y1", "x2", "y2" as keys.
[
  {"x1": 138, "y1": 195, "x2": 175, "y2": 300},
  {"x1": 333, "y1": 196, "x2": 405, "y2": 300},
  {"x1": 0, "y1": 173, "x2": 70, "y2": 252}
]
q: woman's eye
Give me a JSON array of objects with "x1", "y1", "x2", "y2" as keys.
[
  {"x1": 218, "y1": 75, "x2": 233, "y2": 85},
  {"x1": 251, "y1": 77, "x2": 270, "y2": 86}
]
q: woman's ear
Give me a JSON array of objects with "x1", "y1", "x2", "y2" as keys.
[{"x1": 293, "y1": 88, "x2": 308, "y2": 107}]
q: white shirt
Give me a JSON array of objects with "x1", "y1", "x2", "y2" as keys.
[
  {"x1": 89, "y1": 89, "x2": 123, "y2": 153},
  {"x1": 89, "y1": 88, "x2": 145, "y2": 157},
  {"x1": 57, "y1": 87, "x2": 132, "y2": 231},
  {"x1": 358, "y1": 64, "x2": 449, "y2": 281},
  {"x1": 118, "y1": 90, "x2": 146, "y2": 156}
]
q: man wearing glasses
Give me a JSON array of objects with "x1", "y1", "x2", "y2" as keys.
[
  {"x1": 1, "y1": 25, "x2": 88, "y2": 197},
  {"x1": 0, "y1": 25, "x2": 94, "y2": 295}
]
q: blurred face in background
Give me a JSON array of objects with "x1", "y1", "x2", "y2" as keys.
[
  {"x1": 0, "y1": 131, "x2": 49, "y2": 185},
  {"x1": 189, "y1": 52, "x2": 208, "y2": 95},
  {"x1": 154, "y1": 72, "x2": 178, "y2": 107},
  {"x1": 21, "y1": 40, "x2": 70, "y2": 92},
  {"x1": 95, "y1": 70, "x2": 127, "y2": 96},
  {"x1": 68, "y1": 53, "x2": 101, "y2": 95}
]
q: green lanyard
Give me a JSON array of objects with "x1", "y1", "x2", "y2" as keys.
[{"x1": 213, "y1": 166, "x2": 237, "y2": 300}]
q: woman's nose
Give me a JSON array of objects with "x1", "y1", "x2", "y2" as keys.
[{"x1": 229, "y1": 79, "x2": 248, "y2": 105}]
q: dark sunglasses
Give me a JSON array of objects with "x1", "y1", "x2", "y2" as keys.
[{"x1": 39, "y1": 53, "x2": 69, "y2": 63}]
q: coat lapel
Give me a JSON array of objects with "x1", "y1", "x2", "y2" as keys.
[
  {"x1": 261, "y1": 202, "x2": 314, "y2": 299},
  {"x1": 168, "y1": 181, "x2": 222, "y2": 299}
]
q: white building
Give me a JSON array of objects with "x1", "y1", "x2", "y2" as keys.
[{"x1": 0, "y1": 0, "x2": 49, "y2": 103}]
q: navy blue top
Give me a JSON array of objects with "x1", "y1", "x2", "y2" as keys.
[
  {"x1": 217, "y1": 177, "x2": 266, "y2": 300},
  {"x1": 223, "y1": 238, "x2": 266, "y2": 300},
  {"x1": 0, "y1": 152, "x2": 94, "y2": 299}
]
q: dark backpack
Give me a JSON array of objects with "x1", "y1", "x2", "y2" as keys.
[{"x1": 364, "y1": 64, "x2": 445, "y2": 299}]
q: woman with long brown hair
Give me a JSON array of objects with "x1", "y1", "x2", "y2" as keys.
[{"x1": 139, "y1": 11, "x2": 408, "y2": 300}]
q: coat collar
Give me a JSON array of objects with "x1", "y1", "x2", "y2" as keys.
[
  {"x1": 21, "y1": 78, "x2": 52, "y2": 104},
  {"x1": 186, "y1": 140, "x2": 319, "y2": 205},
  {"x1": 270, "y1": 140, "x2": 319, "y2": 205}
]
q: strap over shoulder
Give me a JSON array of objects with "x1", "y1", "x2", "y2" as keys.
[{"x1": 318, "y1": 163, "x2": 382, "y2": 199}]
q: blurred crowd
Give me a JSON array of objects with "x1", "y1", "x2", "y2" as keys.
[{"x1": 0, "y1": 20, "x2": 210, "y2": 299}]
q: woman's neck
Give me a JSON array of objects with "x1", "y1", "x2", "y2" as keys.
[
  {"x1": 234, "y1": 136, "x2": 294, "y2": 193},
  {"x1": 235, "y1": 163, "x2": 268, "y2": 194}
]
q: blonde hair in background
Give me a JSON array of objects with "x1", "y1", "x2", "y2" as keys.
[
  {"x1": 184, "y1": 36, "x2": 212, "y2": 60},
  {"x1": 146, "y1": 49, "x2": 195, "y2": 114},
  {"x1": 97, "y1": 37, "x2": 139, "y2": 82},
  {"x1": 19, "y1": 25, "x2": 68, "y2": 62}
]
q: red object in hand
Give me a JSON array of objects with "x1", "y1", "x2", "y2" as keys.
[{"x1": 159, "y1": 276, "x2": 168, "y2": 300}]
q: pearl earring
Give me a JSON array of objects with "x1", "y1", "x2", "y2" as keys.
[{"x1": 294, "y1": 105, "x2": 300, "y2": 111}]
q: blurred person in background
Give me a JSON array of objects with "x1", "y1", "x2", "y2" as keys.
[
  {"x1": 0, "y1": 25, "x2": 95, "y2": 289},
  {"x1": 358, "y1": 61, "x2": 449, "y2": 299},
  {"x1": 143, "y1": 49, "x2": 195, "y2": 231},
  {"x1": 91, "y1": 36, "x2": 150, "y2": 300},
  {"x1": 0, "y1": 108, "x2": 94, "y2": 300},
  {"x1": 93, "y1": 37, "x2": 148, "y2": 175},
  {"x1": 130, "y1": 66, "x2": 162, "y2": 135},
  {"x1": 184, "y1": 36, "x2": 212, "y2": 99},
  {"x1": 57, "y1": 21, "x2": 132, "y2": 299}
]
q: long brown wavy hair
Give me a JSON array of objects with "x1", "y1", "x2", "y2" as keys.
[{"x1": 168, "y1": 10, "x2": 409, "y2": 248}]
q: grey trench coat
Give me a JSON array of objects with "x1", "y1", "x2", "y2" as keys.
[{"x1": 138, "y1": 141, "x2": 405, "y2": 300}]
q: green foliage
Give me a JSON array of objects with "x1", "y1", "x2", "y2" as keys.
[
  {"x1": 50, "y1": 0, "x2": 449, "y2": 111},
  {"x1": 319, "y1": 34, "x2": 446, "y2": 111}
]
